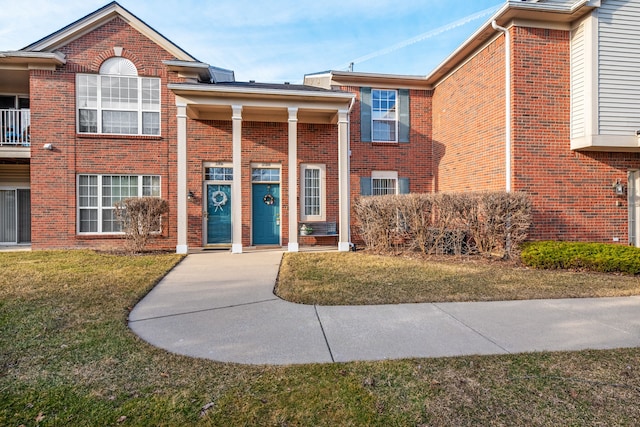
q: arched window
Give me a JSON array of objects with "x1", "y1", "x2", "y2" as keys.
[{"x1": 77, "y1": 57, "x2": 160, "y2": 135}]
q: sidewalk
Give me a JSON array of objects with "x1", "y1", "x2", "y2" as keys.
[{"x1": 129, "y1": 250, "x2": 640, "y2": 365}]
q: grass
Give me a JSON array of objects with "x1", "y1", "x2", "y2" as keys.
[
  {"x1": 1, "y1": 250, "x2": 639, "y2": 426},
  {"x1": 276, "y1": 252, "x2": 640, "y2": 305}
]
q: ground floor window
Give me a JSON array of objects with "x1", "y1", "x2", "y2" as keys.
[
  {"x1": 78, "y1": 174, "x2": 160, "y2": 233},
  {"x1": 301, "y1": 164, "x2": 326, "y2": 221},
  {"x1": 372, "y1": 171, "x2": 398, "y2": 195}
]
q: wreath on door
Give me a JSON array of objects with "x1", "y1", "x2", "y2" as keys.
[
  {"x1": 211, "y1": 190, "x2": 228, "y2": 212},
  {"x1": 263, "y1": 193, "x2": 275, "y2": 205}
]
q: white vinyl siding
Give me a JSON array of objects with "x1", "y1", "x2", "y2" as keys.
[
  {"x1": 571, "y1": 20, "x2": 586, "y2": 139},
  {"x1": 598, "y1": 0, "x2": 640, "y2": 135}
]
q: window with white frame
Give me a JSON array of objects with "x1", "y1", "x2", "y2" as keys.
[
  {"x1": 372, "y1": 171, "x2": 398, "y2": 195},
  {"x1": 77, "y1": 57, "x2": 160, "y2": 135},
  {"x1": 372, "y1": 89, "x2": 397, "y2": 142},
  {"x1": 78, "y1": 174, "x2": 161, "y2": 233},
  {"x1": 300, "y1": 164, "x2": 326, "y2": 221}
]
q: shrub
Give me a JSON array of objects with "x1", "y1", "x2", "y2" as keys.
[
  {"x1": 353, "y1": 191, "x2": 531, "y2": 258},
  {"x1": 521, "y1": 241, "x2": 640, "y2": 275},
  {"x1": 114, "y1": 197, "x2": 169, "y2": 253}
]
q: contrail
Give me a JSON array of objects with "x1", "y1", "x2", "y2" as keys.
[{"x1": 338, "y1": 4, "x2": 502, "y2": 71}]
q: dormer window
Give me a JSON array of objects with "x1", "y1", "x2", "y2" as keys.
[{"x1": 76, "y1": 57, "x2": 160, "y2": 135}]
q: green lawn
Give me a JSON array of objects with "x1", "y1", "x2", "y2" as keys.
[{"x1": 1, "y1": 250, "x2": 639, "y2": 426}]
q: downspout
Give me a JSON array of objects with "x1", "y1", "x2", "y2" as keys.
[{"x1": 492, "y1": 20, "x2": 512, "y2": 193}]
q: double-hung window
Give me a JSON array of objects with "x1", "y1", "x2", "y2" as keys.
[
  {"x1": 300, "y1": 164, "x2": 326, "y2": 221},
  {"x1": 372, "y1": 171, "x2": 398, "y2": 195},
  {"x1": 78, "y1": 174, "x2": 161, "y2": 234},
  {"x1": 77, "y1": 57, "x2": 160, "y2": 135},
  {"x1": 372, "y1": 89, "x2": 397, "y2": 142}
]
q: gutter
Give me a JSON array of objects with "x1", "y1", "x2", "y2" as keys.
[{"x1": 492, "y1": 20, "x2": 512, "y2": 193}]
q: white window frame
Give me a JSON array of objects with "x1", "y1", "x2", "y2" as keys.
[
  {"x1": 76, "y1": 58, "x2": 161, "y2": 136},
  {"x1": 372, "y1": 89, "x2": 398, "y2": 143},
  {"x1": 77, "y1": 174, "x2": 161, "y2": 234},
  {"x1": 300, "y1": 164, "x2": 326, "y2": 221},
  {"x1": 372, "y1": 170, "x2": 398, "y2": 196}
]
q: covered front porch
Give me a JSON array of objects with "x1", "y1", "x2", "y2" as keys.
[{"x1": 169, "y1": 82, "x2": 355, "y2": 254}]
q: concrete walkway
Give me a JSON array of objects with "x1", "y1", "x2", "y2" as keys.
[{"x1": 129, "y1": 250, "x2": 640, "y2": 365}]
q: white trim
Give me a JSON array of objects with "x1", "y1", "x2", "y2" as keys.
[
  {"x1": 76, "y1": 71, "x2": 161, "y2": 136},
  {"x1": 371, "y1": 170, "x2": 399, "y2": 195},
  {"x1": 24, "y1": 3, "x2": 196, "y2": 62},
  {"x1": 300, "y1": 164, "x2": 326, "y2": 222},
  {"x1": 288, "y1": 242, "x2": 299, "y2": 252},
  {"x1": 176, "y1": 244, "x2": 188, "y2": 254},
  {"x1": 76, "y1": 174, "x2": 161, "y2": 235},
  {"x1": 371, "y1": 88, "x2": 399, "y2": 143},
  {"x1": 231, "y1": 243, "x2": 243, "y2": 254}
]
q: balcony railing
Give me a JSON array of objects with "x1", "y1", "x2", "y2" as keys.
[{"x1": 1, "y1": 109, "x2": 30, "y2": 146}]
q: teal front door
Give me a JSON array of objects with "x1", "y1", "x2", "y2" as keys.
[
  {"x1": 252, "y1": 183, "x2": 280, "y2": 245},
  {"x1": 206, "y1": 184, "x2": 232, "y2": 245}
]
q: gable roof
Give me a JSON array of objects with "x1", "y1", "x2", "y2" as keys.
[
  {"x1": 22, "y1": 1, "x2": 197, "y2": 62},
  {"x1": 424, "y1": 0, "x2": 599, "y2": 85}
]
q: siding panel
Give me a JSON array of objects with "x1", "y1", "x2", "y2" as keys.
[
  {"x1": 571, "y1": 20, "x2": 586, "y2": 139},
  {"x1": 598, "y1": 0, "x2": 640, "y2": 135}
]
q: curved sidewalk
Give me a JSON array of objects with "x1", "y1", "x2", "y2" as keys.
[{"x1": 129, "y1": 250, "x2": 640, "y2": 365}]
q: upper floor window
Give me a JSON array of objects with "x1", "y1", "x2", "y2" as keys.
[
  {"x1": 77, "y1": 57, "x2": 160, "y2": 136},
  {"x1": 360, "y1": 87, "x2": 409, "y2": 143},
  {"x1": 372, "y1": 89, "x2": 397, "y2": 142}
]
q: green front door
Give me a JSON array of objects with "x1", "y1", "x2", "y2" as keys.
[
  {"x1": 206, "y1": 184, "x2": 232, "y2": 245},
  {"x1": 252, "y1": 183, "x2": 280, "y2": 245}
]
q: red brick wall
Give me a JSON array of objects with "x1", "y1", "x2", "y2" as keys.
[
  {"x1": 346, "y1": 86, "x2": 433, "y2": 196},
  {"x1": 30, "y1": 17, "x2": 183, "y2": 250},
  {"x1": 185, "y1": 119, "x2": 339, "y2": 247},
  {"x1": 432, "y1": 36, "x2": 506, "y2": 193},
  {"x1": 511, "y1": 26, "x2": 640, "y2": 243}
]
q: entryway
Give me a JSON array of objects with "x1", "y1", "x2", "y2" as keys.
[
  {"x1": 203, "y1": 165, "x2": 233, "y2": 247},
  {"x1": 252, "y1": 167, "x2": 280, "y2": 245},
  {"x1": 0, "y1": 188, "x2": 30, "y2": 244}
]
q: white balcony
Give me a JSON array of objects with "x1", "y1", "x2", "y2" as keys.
[{"x1": 1, "y1": 109, "x2": 30, "y2": 147}]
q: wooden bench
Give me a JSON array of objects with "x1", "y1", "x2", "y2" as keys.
[{"x1": 299, "y1": 221, "x2": 337, "y2": 237}]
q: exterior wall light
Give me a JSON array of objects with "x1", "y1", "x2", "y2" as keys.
[
  {"x1": 43, "y1": 143, "x2": 53, "y2": 150},
  {"x1": 613, "y1": 179, "x2": 625, "y2": 196},
  {"x1": 187, "y1": 190, "x2": 195, "y2": 200}
]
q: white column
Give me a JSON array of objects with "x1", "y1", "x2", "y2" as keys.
[
  {"x1": 176, "y1": 103, "x2": 188, "y2": 254},
  {"x1": 288, "y1": 107, "x2": 299, "y2": 252},
  {"x1": 337, "y1": 109, "x2": 351, "y2": 252},
  {"x1": 231, "y1": 105, "x2": 243, "y2": 254}
]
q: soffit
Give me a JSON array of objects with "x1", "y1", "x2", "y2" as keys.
[
  {"x1": 170, "y1": 83, "x2": 354, "y2": 124},
  {"x1": 425, "y1": 0, "x2": 597, "y2": 85}
]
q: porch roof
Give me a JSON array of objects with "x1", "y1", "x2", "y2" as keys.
[{"x1": 169, "y1": 81, "x2": 355, "y2": 124}]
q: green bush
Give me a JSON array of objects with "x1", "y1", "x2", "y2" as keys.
[{"x1": 521, "y1": 241, "x2": 640, "y2": 275}]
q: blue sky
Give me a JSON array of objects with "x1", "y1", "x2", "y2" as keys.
[{"x1": 0, "y1": 0, "x2": 503, "y2": 83}]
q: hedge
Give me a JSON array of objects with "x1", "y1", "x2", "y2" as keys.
[
  {"x1": 353, "y1": 191, "x2": 532, "y2": 259},
  {"x1": 521, "y1": 241, "x2": 640, "y2": 275}
]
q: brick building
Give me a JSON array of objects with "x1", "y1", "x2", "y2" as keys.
[{"x1": 1, "y1": 0, "x2": 639, "y2": 252}]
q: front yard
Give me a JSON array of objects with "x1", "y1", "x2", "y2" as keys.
[
  {"x1": 1, "y1": 250, "x2": 639, "y2": 426},
  {"x1": 276, "y1": 252, "x2": 640, "y2": 305}
]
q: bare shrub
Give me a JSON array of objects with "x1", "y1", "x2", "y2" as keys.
[
  {"x1": 114, "y1": 197, "x2": 169, "y2": 253},
  {"x1": 353, "y1": 191, "x2": 531, "y2": 258}
]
